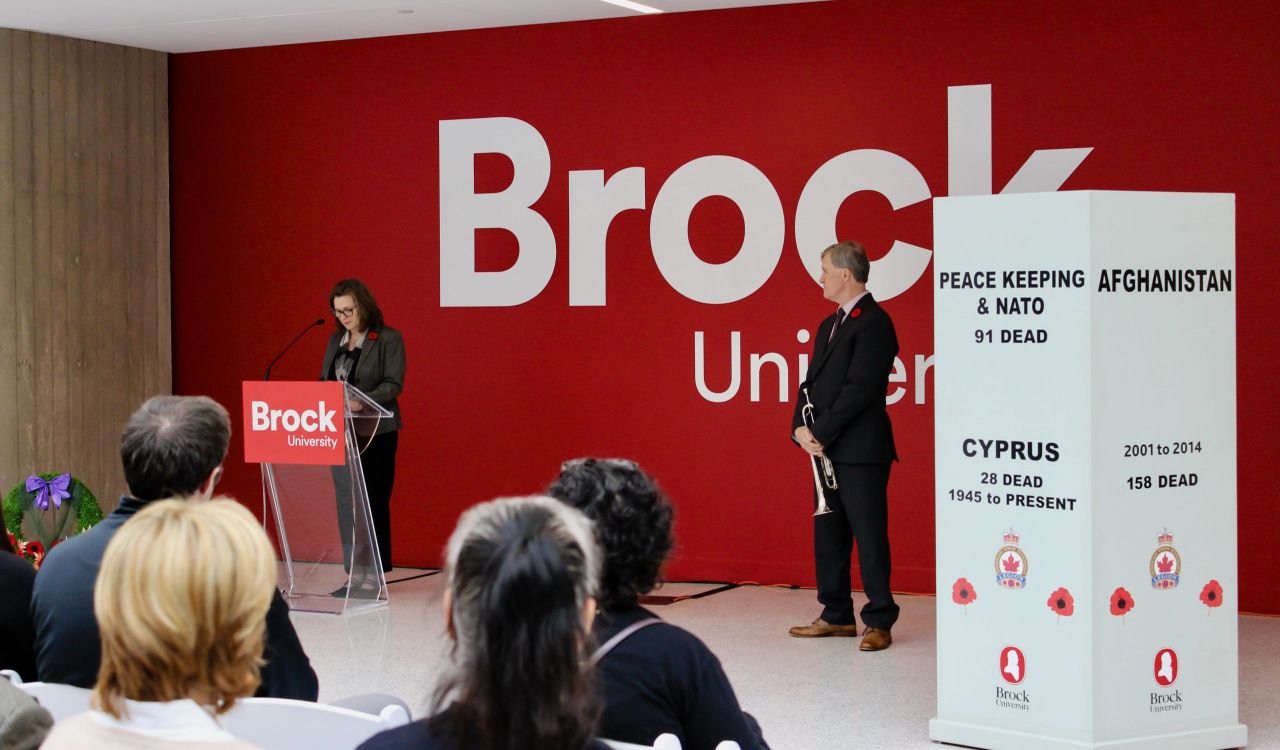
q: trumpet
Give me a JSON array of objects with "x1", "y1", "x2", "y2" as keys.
[{"x1": 801, "y1": 387, "x2": 837, "y2": 516}]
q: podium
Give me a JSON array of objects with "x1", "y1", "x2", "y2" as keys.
[
  {"x1": 244, "y1": 380, "x2": 393, "y2": 615},
  {"x1": 930, "y1": 192, "x2": 1245, "y2": 749}
]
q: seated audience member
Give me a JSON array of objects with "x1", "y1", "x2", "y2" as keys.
[
  {"x1": 0, "y1": 672, "x2": 52, "y2": 750},
  {"x1": 31, "y1": 395, "x2": 318, "y2": 700},
  {"x1": 359, "y1": 496, "x2": 609, "y2": 750},
  {"x1": 0, "y1": 532, "x2": 37, "y2": 680},
  {"x1": 41, "y1": 499, "x2": 274, "y2": 749},
  {"x1": 550, "y1": 458, "x2": 771, "y2": 750}
]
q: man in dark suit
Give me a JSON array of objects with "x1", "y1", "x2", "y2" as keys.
[
  {"x1": 789, "y1": 241, "x2": 900, "y2": 652},
  {"x1": 30, "y1": 396, "x2": 319, "y2": 698}
]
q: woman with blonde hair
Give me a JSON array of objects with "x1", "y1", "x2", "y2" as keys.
[
  {"x1": 359, "y1": 496, "x2": 609, "y2": 750},
  {"x1": 41, "y1": 498, "x2": 277, "y2": 749}
]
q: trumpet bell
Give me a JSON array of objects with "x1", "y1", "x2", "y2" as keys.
[
  {"x1": 814, "y1": 490, "x2": 835, "y2": 516},
  {"x1": 809, "y1": 458, "x2": 836, "y2": 516}
]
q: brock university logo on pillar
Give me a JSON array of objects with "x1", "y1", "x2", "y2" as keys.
[
  {"x1": 1154, "y1": 648, "x2": 1178, "y2": 687},
  {"x1": 242, "y1": 381, "x2": 346, "y2": 466},
  {"x1": 999, "y1": 646, "x2": 1026, "y2": 685}
]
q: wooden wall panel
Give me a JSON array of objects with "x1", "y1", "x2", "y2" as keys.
[
  {"x1": 12, "y1": 31, "x2": 36, "y2": 479},
  {"x1": 93, "y1": 41, "x2": 113, "y2": 508},
  {"x1": 64, "y1": 38, "x2": 86, "y2": 498},
  {"x1": 0, "y1": 30, "x2": 17, "y2": 481},
  {"x1": 0, "y1": 30, "x2": 169, "y2": 513},
  {"x1": 153, "y1": 53, "x2": 170, "y2": 396}
]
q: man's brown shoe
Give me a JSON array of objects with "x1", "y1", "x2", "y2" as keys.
[
  {"x1": 860, "y1": 627, "x2": 892, "y2": 651},
  {"x1": 788, "y1": 618, "x2": 858, "y2": 638}
]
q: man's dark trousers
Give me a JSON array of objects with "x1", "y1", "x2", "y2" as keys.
[{"x1": 814, "y1": 461, "x2": 899, "y2": 630}]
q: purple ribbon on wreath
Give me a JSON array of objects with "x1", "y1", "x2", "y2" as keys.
[{"x1": 26, "y1": 474, "x2": 71, "y2": 511}]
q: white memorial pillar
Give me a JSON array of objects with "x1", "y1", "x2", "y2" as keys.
[{"x1": 929, "y1": 191, "x2": 1245, "y2": 750}]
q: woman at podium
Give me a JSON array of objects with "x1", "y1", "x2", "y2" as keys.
[{"x1": 321, "y1": 278, "x2": 405, "y2": 575}]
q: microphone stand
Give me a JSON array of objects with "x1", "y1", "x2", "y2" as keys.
[{"x1": 264, "y1": 319, "x2": 326, "y2": 380}]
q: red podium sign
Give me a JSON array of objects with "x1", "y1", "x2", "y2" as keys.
[{"x1": 242, "y1": 381, "x2": 346, "y2": 465}]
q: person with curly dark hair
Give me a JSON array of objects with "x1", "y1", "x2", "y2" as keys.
[{"x1": 549, "y1": 458, "x2": 770, "y2": 750}]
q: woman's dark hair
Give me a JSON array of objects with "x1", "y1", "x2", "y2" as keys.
[
  {"x1": 548, "y1": 458, "x2": 674, "y2": 611},
  {"x1": 0, "y1": 530, "x2": 14, "y2": 554},
  {"x1": 329, "y1": 278, "x2": 385, "y2": 333},
  {"x1": 431, "y1": 496, "x2": 601, "y2": 750}
]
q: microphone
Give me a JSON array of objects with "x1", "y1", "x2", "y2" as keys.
[{"x1": 264, "y1": 319, "x2": 326, "y2": 381}]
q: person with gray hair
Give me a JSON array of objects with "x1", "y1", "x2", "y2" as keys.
[
  {"x1": 789, "y1": 241, "x2": 902, "y2": 651},
  {"x1": 117, "y1": 394, "x2": 233, "y2": 501},
  {"x1": 359, "y1": 496, "x2": 610, "y2": 750},
  {"x1": 30, "y1": 395, "x2": 319, "y2": 699}
]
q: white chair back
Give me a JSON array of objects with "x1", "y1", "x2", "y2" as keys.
[
  {"x1": 602, "y1": 734, "x2": 682, "y2": 750},
  {"x1": 222, "y1": 697, "x2": 410, "y2": 750},
  {"x1": 9, "y1": 679, "x2": 94, "y2": 721},
  {"x1": 600, "y1": 734, "x2": 740, "y2": 750}
]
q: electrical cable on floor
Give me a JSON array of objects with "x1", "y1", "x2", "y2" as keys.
[
  {"x1": 385, "y1": 569, "x2": 442, "y2": 585},
  {"x1": 376, "y1": 571, "x2": 1064, "y2": 603},
  {"x1": 642, "y1": 579, "x2": 941, "y2": 605},
  {"x1": 375, "y1": 574, "x2": 1273, "y2": 616},
  {"x1": 641, "y1": 583, "x2": 740, "y2": 605}
]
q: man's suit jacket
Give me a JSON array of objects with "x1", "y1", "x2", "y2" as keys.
[
  {"x1": 791, "y1": 294, "x2": 898, "y2": 465},
  {"x1": 321, "y1": 325, "x2": 405, "y2": 435},
  {"x1": 0, "y1": 551, "x2": 38, "y2": 681},
  {"x1": 31, "y1": 497, "x2": 319, "y2": 701}
]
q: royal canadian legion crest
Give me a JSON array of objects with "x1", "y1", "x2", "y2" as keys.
[
  {"x1": 1150, "y1": 528, "x2": 1181, "y2": 589},
  {"x1": 995, "y1": 529, "x2": 1028, "y2": 589}
]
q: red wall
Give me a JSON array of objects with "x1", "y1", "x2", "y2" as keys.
[{"x1": 169, "y1": 1, "x2": 1280, "y2": 613}]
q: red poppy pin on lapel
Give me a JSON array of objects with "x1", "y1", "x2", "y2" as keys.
[
  {"x1": 850, "y1": 309, "x2": 862, "y2": 318},
  {"x1": 367, "y1": 331, "x2": 379, "y2": 341}
]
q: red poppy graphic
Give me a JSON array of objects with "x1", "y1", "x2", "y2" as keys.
[
  {"x1": 850, "y1": 309, "x2": 862, "y2": 319},
  {"x1": 1109, "y1": 587, "x2": 1134, "y2": 618},
  {"x1": 1199, "y1": 580, "x2": 1224, "y2": 609},
  {"x1": 1047, "y1": 587, "x2": 1074, "y2": 617},
  {"x1": 951, "y1": 578, "x2": 977, "y2": 607}
]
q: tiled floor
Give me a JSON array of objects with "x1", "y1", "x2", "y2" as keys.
[{"x1": 290, "y1": 574, "x2": 1278, "y2": 749}]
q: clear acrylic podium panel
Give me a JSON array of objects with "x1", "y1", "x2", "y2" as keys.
[{"x1": 263, "y1": 383, "x2": 393, "y2": 615}]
